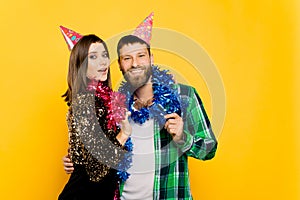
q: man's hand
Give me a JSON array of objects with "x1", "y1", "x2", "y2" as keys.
[
  {"x1": 62, "y1": 154, "x2": 74, "y2": 174},
  {"x1": 164, "y1": 113, "x2": 184, "y2": 143}
]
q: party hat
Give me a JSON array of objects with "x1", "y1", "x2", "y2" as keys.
[
  {"x1": 59, "y1": 25, "x2": 82, "y2": 50},
  {"x1": 132, "y1": 12, "x2": 154, "y2": 45}
]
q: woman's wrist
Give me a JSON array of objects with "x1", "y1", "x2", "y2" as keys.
[{"x1": 116, "y1": 130, "x2": 130, "y2": 145}]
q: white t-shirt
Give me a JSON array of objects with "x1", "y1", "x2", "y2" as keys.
[{"x1": 121, "y1": 119, "x2": 155, "y2": 200}]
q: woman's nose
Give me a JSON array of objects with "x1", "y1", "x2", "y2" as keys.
[{"x1": 100, "y1": 58, "x2": 108, "y2": 66}]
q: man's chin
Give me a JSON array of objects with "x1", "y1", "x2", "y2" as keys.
[
  {"x1": 124, "y1": 72, "x2": 151, "y2": 90},
  {"x1": 128, "y1": 80, "x2": 145, "y2": 90}
]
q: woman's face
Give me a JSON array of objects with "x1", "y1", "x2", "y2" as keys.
[{"x1": 86, "y1": 42, "x2": 110, "y2": 81}]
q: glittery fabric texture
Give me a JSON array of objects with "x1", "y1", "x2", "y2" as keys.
[{"x1": 67, "y1": 93, "x2": 126, "y2": 182}]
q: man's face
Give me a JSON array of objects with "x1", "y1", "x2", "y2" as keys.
[{"x1": 118, "y1": 42, "x2": 153, "y2": 89}]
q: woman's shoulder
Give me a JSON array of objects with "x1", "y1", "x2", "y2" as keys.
[{"x1": 71, "y1": 92, "x2": 95, "y2": 106}]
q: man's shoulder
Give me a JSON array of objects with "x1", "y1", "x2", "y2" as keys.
[
  {"x1": 176, "y1": 83, "x2": 195, "y2": 95},
  {"x1": 176, "y1": 83, "x2": 194, "y2": 89}
]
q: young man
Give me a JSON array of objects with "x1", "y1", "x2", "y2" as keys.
[
  {"x1": 63, "y1": 13, "x2": 217, "y2": 200},
  {"x1": 120, "y1": 34, "x2": 217, "y2": 200}
]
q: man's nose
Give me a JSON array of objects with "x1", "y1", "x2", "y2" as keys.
[{"x1": 132, "y1": 57, "x2": 139, "y2": 67}]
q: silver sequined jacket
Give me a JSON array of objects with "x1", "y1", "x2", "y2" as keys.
[{"x1": 67, "y1": 93, "x2": 126, "y2": 182}]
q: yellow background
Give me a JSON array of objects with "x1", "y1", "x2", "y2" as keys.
[{"x1": 0, "y1": 0, "x2": 299, "y2": 199}]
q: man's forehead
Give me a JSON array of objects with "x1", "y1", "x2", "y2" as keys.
[{"x1": 119, "y1": 43, "x2": 148, "y2": 55}]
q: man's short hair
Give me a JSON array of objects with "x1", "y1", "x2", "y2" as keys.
[{"x1": 117, "y1": 35, "x2": 151, "y2": 60}]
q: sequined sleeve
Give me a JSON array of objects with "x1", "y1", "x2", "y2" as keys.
[{"x1": 67, "y1": 93, "x2": 126, "y2": 182}]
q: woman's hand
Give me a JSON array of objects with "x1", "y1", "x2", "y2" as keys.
[{"x1": 116, "y1": 111, "x2": 132, "y2": 145}]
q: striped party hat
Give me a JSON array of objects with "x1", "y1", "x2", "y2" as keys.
[{"x1": 59, "y1": 25, "x2": 82, "y2": 50}]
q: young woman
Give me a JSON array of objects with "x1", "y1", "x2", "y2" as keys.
[{"x1": 58, "y1": 34, "x2": 131, "y2": 200}]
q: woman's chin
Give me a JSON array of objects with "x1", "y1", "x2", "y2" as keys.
[{"x1": 99, "y1": 75, "x2": 108, "y2": 82}]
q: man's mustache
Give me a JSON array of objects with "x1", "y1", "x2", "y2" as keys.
[{"x1": 127, "y1": 66, "x2": 146, "y2": 72}]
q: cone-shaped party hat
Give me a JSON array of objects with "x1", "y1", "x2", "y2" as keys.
[
  {"x1": 132, "y1": 12, "x2": 154, "y2": 45},
  {"x1": 59, "y1": 25, "x2": 82, "y2": 50}
]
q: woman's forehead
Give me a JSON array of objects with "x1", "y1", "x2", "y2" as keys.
[{"x1": 89, "y1": 42, "x2": 105, "y2": 53}]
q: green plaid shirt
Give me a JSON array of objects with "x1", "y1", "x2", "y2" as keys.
[{"x1": 121, "y1": 84, "x2": 218, "y2": 200}]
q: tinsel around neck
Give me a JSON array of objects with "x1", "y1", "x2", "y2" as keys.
[
  {"x1": 86, "y1": 79, "x2": 133, "y2": 182},
  {"x1": 118, "y1": 66, "x2": 182, "y2": 126}
]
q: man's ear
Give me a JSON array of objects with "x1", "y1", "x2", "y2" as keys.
[
  {"x1": 118, "y1": 59, "x2": 122, "y2": 71},
  {"x1": 150, "y1": 53, "x2": 154, "y2": 65}
]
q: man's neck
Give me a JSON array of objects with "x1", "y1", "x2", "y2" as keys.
[{"x1": 134, "y1": 82, "x2": 153, "y2": 102}]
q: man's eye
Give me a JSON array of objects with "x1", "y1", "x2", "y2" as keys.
[
  {"x1": 139, "y1": 54, "x2": 145, "y2": 57},
  {"x1": 123, "y1": 57, "x2": 131, "y2": 60},
  {"x1": 89, "y1": 55, "x2": 97, "y2": 59}
]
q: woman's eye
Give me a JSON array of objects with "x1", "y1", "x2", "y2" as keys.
[
  {"x1": 102, "y1": 52, "x2": 108, "y2": 58},
  {"x1": 89, "y1": 55, "x2": 97, "y2": 59}
]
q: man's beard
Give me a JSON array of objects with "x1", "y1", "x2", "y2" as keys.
[{"x1": 123, "y1": 65, "x2": 152, "y2": 90}]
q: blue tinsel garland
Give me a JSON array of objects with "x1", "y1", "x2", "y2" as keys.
[
  {"x1": 116, "y1": 137, "x2": 133, "y2": 181},
  {"x1": 118, "y1": 66, "x2": 186, "y2": 127}
]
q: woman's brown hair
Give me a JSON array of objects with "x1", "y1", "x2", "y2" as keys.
[{"x1": 62, "y1": 34, "x2": 111, "y2": 106}]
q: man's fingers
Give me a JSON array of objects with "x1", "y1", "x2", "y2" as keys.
[
  {"x1": 164, "y1": 113, "x2": 184, "y2": 139},
  {"x1": 166, "y1": 119, "x2": 177, "y2": 124},
  {"x1": 63, "y1": 160, "x2": 73, "y2": 167},
  {"x1": 164, "y1": 113, "x2": 179, "y2": 119},
  {"x1": 64, "y1": 162, "x2": 74, "y2": 167},
  {"x1": 167, "y1": 126, "x2": 178, "y2": 133},
  {"x1": 64, "y1": 166, "x2": 74, "y2": 174},
  {"x1": 167, "y1": 124, "x2": 177, "y2": 129},
  {"x1": 62, "y1": 155, "x2": 73, "y2": 167},
  {"x1": 62, "y1": 157, "x2": 70, "y2": 162},
  {"x1": 164, "y1": 118, "x2": 182, "y2": 128},
  {"x1": 62, "y1": 154, "x2": 70, "y2": 161}
]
